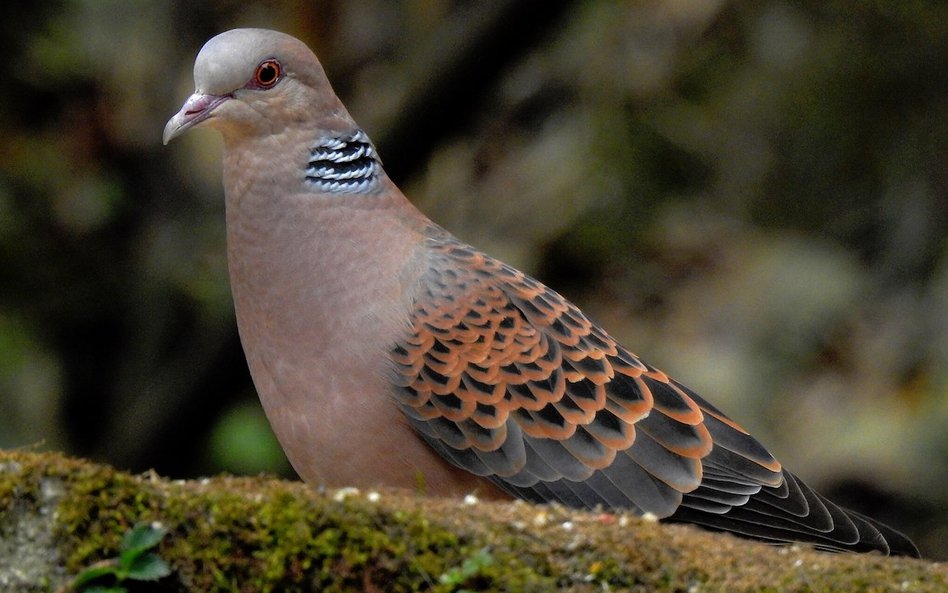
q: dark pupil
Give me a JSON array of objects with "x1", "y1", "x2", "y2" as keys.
[{"x1": 259, "y1": 64, "x2": 277, "y2": 84}]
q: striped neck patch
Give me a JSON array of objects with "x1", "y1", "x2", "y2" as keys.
[{"x1": 305, "y1": 130, "x2": 381, "y2": 193}]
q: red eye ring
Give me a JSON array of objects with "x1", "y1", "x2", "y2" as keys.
[{"x1": 253, "y1": 59, "x2": 282, "y2": 88}]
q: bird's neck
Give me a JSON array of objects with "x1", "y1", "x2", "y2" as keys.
[{"x1": 220, "y1": 128, "x2": 429, "y2": 381}]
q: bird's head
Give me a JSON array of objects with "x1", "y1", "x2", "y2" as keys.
[{"x1": 163, "y1": 28, "x2": 343, "y2": 145}]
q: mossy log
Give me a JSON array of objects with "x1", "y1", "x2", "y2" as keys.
[{"x1": 0, "y1": 450, "x2": 944, "y2": 592}]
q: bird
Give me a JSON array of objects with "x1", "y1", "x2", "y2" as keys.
[{"x1": 163, "y1": 28, "x2": 919, "y2": 557}]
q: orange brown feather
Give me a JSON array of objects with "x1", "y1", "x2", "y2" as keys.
[{"x1": 390, "y1": 228, "x2": 774, "y2": 514}]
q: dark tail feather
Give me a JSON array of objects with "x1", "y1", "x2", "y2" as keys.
[{"x1": 669, "y1": 470, "x2": 920, "y2": 557}]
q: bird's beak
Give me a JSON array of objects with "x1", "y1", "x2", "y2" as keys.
[{"x1": 163, "y1": 92, "x2": 231, "y2": 145}]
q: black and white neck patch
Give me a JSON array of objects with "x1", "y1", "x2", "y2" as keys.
[{"x1": 305, "y1": 131, "x2": 381, "y2": 194}]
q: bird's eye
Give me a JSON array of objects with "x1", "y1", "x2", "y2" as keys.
[{"x1": 253, "y1": 60, "x2": 282, "y2": 88}]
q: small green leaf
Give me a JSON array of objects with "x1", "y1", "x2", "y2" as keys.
[
  {"x1": 125, "y1": 553, "x2": 172, "y2": 581},
  {"x1": 119, "y1": 523, "x2": 167, "y2": 567},
  {"x1": 81, "y1": 587, "x2": 127, "y2": 593},
  {"x1": 438, "y1": 548, "x2": 493, "y2": 586},
  {"x1": 460, "y1": 549, "x2": 493, "y2": 575},
  {"x1": 72, "y1": 561, "x2": 119, "y2": 588}
]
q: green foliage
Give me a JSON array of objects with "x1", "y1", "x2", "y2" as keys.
[
  {"x1": 208, "y1": 402, "x2": 292, "y2": 476},
  {"x1": 71, "y1": 523, "x2": 171, "y2": 592},
  {"x1": 438, "y1": 548, "x2": 494, "y2": 592}
]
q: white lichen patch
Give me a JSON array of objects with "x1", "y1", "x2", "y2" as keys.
[{"x1": 332, "y1": 487, "x2": 360, "y2": 502}]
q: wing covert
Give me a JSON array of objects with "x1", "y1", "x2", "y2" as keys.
[{"x1": 390, "y1": 232, "x2": 731, "y2": 515}]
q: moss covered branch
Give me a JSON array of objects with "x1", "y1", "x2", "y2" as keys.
[{"x1": 0, "y1": 450, "x2": 943, "y2": 592}]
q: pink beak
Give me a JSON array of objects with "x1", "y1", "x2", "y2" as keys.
[{"x1": 163, "y1": 92, "x2": 231, "y2": 145}]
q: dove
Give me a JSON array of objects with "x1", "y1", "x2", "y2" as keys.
[{"x1": 163, "y1": 28, "x2": 919, "y2": 556}]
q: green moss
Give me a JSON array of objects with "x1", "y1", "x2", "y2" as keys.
[{"x1": 0, "y1": 450, "x2": 945, "y2": 593}]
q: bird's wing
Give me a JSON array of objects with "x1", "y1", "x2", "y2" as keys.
[
  {"x1": 390, "y1": 230, "x2": 918, "y2": 556},
  {"x1": 390, "y1": 230, "x2": 782, "y2": 512}
]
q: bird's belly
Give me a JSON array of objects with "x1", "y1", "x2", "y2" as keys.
[{"x1": 239, "y1": 322, "x2": 504, "y2": 499}]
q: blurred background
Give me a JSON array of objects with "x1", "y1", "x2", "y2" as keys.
[{"x1": 1, "y1": 0, "x2": 945, "y2": 557}]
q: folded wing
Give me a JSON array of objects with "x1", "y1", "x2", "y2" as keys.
[{"x1": 390, "y1": 230, "x2": 918, "y2": 557}]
